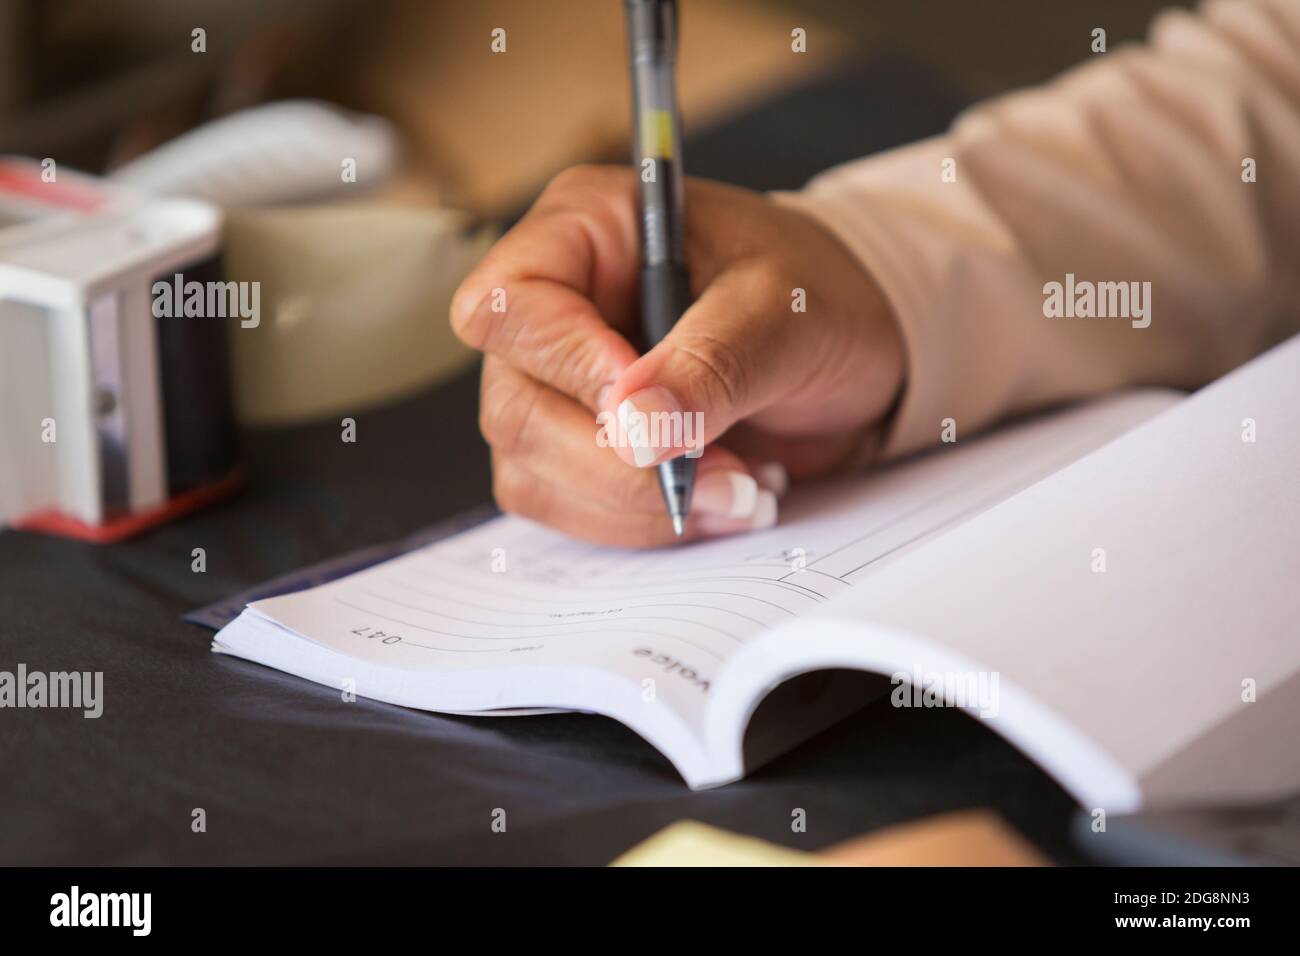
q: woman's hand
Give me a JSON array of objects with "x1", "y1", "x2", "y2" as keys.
[{"x1": 450, "y1": 165, "x2": 903, "y2": 547}]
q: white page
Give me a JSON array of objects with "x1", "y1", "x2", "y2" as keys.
[
  {"x1": 763, "y1": 335, "x2": 1300, "y2": 810},
  {"x1": 233, "y1": 389, "x2": 1176, "y2": 736}
]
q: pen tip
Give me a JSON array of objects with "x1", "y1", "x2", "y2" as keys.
[{"x1": 671, "y1": 514, "x2": 686, "y2": 537}]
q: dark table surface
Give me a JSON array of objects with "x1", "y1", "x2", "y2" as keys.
[{"x1": 0, "y1": 57, "x2": 1091, "y2": 865}]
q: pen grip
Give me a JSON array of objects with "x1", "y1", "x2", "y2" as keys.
[{"x1": 639, "y1": 262, "x2": 693, "y2": 347}]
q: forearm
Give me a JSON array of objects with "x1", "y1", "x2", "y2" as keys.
[{"x1": 780, "y1": 0, "x2": 1300, "y2": 458}]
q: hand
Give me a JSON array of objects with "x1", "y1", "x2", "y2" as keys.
[{"x1": 450, "y1": 165, "x2": 903, "y2": 547}]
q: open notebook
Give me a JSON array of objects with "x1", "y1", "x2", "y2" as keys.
[{"x1": 214, "y1": 336, "x2": 1300, "y2": 812}]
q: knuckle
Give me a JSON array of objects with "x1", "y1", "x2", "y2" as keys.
[
  {"x1": 490, "y1": 459, "x2": 523, "y2": 513},
  {"x1": 536, "y1": 330, "x2": 607, "y2": 407},
  {"x1": 671, "y1": 332, "x2": 749, "y2": 413},
  {"x1": 759, "y1": 259, "x2": 800, "y2": 305},
  {"x1": 492, "y1": 459, "x2": 548, "y2": 521},
  {"x1": 545, "y1": 164, "x2": 612, "y2": 196},
  {"x1": 539, "y1": 166, "x2": 634, "y2": 227},
  {"x1": 479, "y1": 374, "x2": 541, "y2": 455}
]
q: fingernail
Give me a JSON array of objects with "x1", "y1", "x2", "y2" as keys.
[
  {"x1": 753, "y1": 462, "x2": 789, "y2": 497},
  {"x1": 695, "y1": 489, "x2": 778, "y2": 536},
  {"x1": 693, "y1": 470, "x2": 760, "y2": 518},
  {"x1": 615, "y1": 385, "x2": 685, "y2": 468}
]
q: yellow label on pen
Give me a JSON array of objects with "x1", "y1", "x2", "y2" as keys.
[{"x1": 641, "y1": 109, "x2": 675, "y2": 159}]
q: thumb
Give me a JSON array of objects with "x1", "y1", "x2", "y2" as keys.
[{"x1": 603, "y1": 261, "x2": 809, "y2": 469}]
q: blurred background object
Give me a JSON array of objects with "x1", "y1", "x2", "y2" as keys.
[
  {"x1": 222, "y1": 202, "x2": 493, "y2": 425},
  {"x1": 0, "y1": 0, "x2": 1196, "y2": 214},
  {"x1": 0, "y1": 161, "x2": 236, "y2": 537},
  {"x1": 109, "y1": 100, "x2": 400, "y2": 208}
]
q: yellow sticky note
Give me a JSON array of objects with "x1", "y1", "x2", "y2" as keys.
[
  {"x1": 820, "y1": 810, "x2": 1049, "y2": 867},
  {"x1": 611, "y1": 812, "x2": 1049, "y2": 867},
  {"x1": 611, "y1": 821, "x2": 821, "y2": 867}
]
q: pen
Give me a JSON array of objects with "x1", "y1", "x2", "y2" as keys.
[{"x1": 624, "y1": 0, "x2": 697, "y2": 537}]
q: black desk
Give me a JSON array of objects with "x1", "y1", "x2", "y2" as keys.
[{"x1": 0, "y1": 58, "x2": 1089, "y2": 865}]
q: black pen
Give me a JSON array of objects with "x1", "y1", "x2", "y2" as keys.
[{"x1": 624, "y1": 0, "x2": 696, "y2": 537}]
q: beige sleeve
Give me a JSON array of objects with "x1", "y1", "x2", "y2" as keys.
[{"x1": 778, "y1": 0, "x2": 1300, "y2": 458}]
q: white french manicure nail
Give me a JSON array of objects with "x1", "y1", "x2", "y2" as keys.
[
  {"x1": 616, "y1": 398, "x2": 656, "y2": 467},
  {"x1": 726, "y1": 472, "x2": 759, "y2": 518},
  {"x1": 694, "y1": 471, "x2": 759, "y2": 518},
  {"x1": 695, "y1": 486, "x2": 779, "y2": 535},
  {"x1": 750, "y1": 490, "x2": 778, "y2": 530}
]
